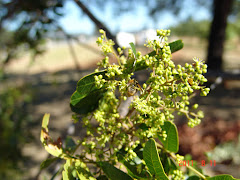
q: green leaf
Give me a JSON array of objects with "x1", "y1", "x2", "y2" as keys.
[
  {"x1": 40, "y1": 113, "x2": 50, "y2": 143},
  {"x1": 62, "y1": 159, "x2": 71, "y2": 180},
  {"x1": 158, "y1": 121, "x2": 179, "y2": 153},
  {"x1": 76, "y1": 71, "x2": 107, "y2": 98},
  {"x1": 40, "y1": 157, "x2": 58, "y2": 170},
  {"x1": 169, "y1": 40, "x2": 184, "y2": 53},
  {"x1": 117, "y1": 153, "x2": 149, "y2": 179},
  {"x1": 41, "y1": 113, "x2": 50, "y2": 129},
  {"x1": 77, "y1": 173, "x2": 88, "y2": 180},
  {"x1": 70, "y1": 89, "x2": 106, "y2": 114},
  {"x1": 97, "y1": 175, "x2": 108, "y2": 180},
  {"x1": 98, "y1": 161, "x2": 133, "y2": 180},
  {"x1": 65, "y1": 136, "x2": 76, "y2": 153},
  {"x1": 40, "y1": 114, "x2": 64, "y2": 157},
  {"x1": 143, "y1": 139, "x2": 169, "y2": 180},
  {"x1": 123, "y1": 161, "x2": 149, "y2": 179},
  {"x1": 62, "y1": 159, "x2": 95, "y2": 180},
  {"x1": 134, "y1": 145, "x2": 144, "y2": 160},
  {"x1": 75, "y1": 160, "x2": 96, "y2": 179},
  {"x1": 129, "y1": 42, "x2": 137, "y2": 57},
  {"x1": 148, "y1": 40, "x2": 183, "y2": 56},
  {"x1": 206, "y1": 175, "x2": 239, "y2": 180},
  {"x1": 160, "y1": 152, "x2": 177, "y2": 175},
  {"x1": 139, "y1": 123, "x2": 149, "y2": 131},
  {"x1": 187, "y1": 175, "x2": 201, "y2": 180},
  {"x1": 70, "y1": 70, "x2": 107, "y2": 114},
  {"x1": 62, "y1": 171, "x2": 69, "y2": 180}
]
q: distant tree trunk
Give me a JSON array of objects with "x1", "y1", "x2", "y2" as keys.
[
  {"x1": 73, "y1": 0, "x2": 120, "y2": 52},
  {"x1": 207, "y1": 0, "x2": 234, "y2": 71}
]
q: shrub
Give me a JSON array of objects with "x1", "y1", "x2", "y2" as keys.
[{"x1": 40, "y1": 29, "x2": 237, "y2": 180}]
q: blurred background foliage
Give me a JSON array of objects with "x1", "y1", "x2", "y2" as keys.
[
  {"x1": 0, "y1": 0, "x2": 240, "y2": 179},
  {"x1": 0, "y1": 0, "x2": 240, "y2": 70},
  {"x1": 0, "y1": 84, "x2": 33, "y2": 179}
]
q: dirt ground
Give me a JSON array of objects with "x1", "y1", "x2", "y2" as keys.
[{"x1": 3, "y1": 38, "x2": 240, "y2": 179}]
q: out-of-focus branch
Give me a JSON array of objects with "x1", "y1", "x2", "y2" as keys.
[{"x1": 73, "y1": 0, "x2": 120, "y2": 53}]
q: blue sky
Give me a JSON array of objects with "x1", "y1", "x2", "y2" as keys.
[
  {"x1": 2, "y1": 0, "x2": 211, "y2": 35},
  {"x1": 58, "y1": 0, "x2": 211, "y2": 35}
]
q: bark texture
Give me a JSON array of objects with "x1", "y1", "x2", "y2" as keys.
[{"x1": 207, "y1": 0, "x2": 234, "y2": 71}]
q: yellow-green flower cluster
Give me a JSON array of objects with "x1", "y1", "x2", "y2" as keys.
[
  {"x1": 106, "y1": 65, "x2": 122, "y2": 78},
  {"x1": 79, "y1": 29, "x2": 209, "y2": 165},
  {"x1": 171, "y1": 170, "x2": 185, "y2": 180},
  {"x1": 96, "y1": 29, "x2": 115, "y2": 55},
  {"x1": 94, "y1": 74, "x2": 106, "y2": 88}
]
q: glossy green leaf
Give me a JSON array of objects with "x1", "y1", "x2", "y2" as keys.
[
  {"x1": 71, "y1": 71, "x2": 106, "y2": 106},
  {"x1": 40, "y1": 157, "x2": 58, "y2": 170},
  {"x1": 70, "y1": 70, "x2": 108, "y2": 114},
  {"x1": 143, "y1": 139, "x2": 169, "y2": 180},
  {"x1": 70, "y1": 88, "x2": 106, "y2": 114},
  {"x1": 206, "y1": 175, "x2": 239, "y2": 180},
  {"x1": 76, "y1": 71, "x2": 107, "y2": 99},
  {"x1": 158, "y1": 121, "x2": 179, "y2": 153},
  {"x1": 169, "y1": 40, "x2": 184, "y2": 53},
  {"x1": 98, "y1": 161, "x2": 133, "y2": 180},
  {"x1": 187, "y1": 175, "x2": 201, "y2": 180}
]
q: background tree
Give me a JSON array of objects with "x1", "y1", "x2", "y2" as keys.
[
  {"x1": 207, "y1": 0, "x2": 234, "y2": 71},
  {"x1": 0, "y1": 0, "x2": 65, "y2": 66},
  {"x1": 0, "y1": 0, "x2": 240, "y2": 71}
]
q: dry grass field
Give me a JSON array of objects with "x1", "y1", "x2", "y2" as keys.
[{"x1": 5, "y1": 36, "x2": 240, "y2": 74}]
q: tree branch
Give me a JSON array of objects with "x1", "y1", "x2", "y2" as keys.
[{"x1": 73, "y1": 0, "x2": 120, "y2": 52}]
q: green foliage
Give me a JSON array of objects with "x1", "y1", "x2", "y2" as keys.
[
  {"x1": 40, "y1": 157, "x2": 58, "y2": 170},
  {"x1": 170, "y1": 17, "x2": 240, "y2": 42},
  {"x1": 226, "y1": 19, "x2": 240, "y2": 40},
  {"x1": 170, "y1": 18, "x2": 210, "y2": 39},
  {"x1": 70, "y1": 40, "x2": 184, "y2": 114},
  {"x1": 0, "y1": 85, "x2": 33, "y2": 179},
  {"x1": 0, "y1": 0, "x2": 64, "y2": 65},
  {"x1": 40, "y1": 29, "x2": 237, "y2": 180},
  {"x1": 206, "y1": 175, "x2": 239, "y2": 180},
  {"x1": 98, "y1": 162, "x2": 132, "y2": 180},
  {"x1": 143, "y1": 139, "x2": 168, "y2": 180},
  {"x1": 70, "y1": 71, "x2": 108, "y2": 114},
  {"x1": 158, "y1": 121, "x2": 179, "y2": 153}
]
